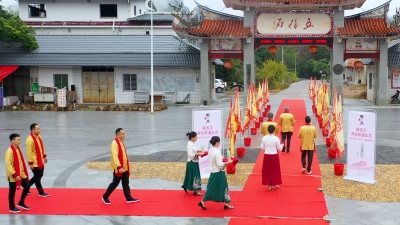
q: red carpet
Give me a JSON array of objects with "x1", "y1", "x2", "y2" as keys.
[
  {"x1": 0, "y1": 100, "x2": 328, "y2": 222},
  {"x1": 228, "y1": 99, "x2": 328, "y2": 224}
]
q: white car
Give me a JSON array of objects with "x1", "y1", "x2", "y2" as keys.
[{"x1": 214, "y1": 79, "x2": 226, "y2": 93}]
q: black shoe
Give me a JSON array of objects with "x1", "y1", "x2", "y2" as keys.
[
  {"x1": 102, "y1": 196, "x2": 111, "y2": 205},
  {"x1": 287, "y1": 150, "x2": 290, "y2": 153},
  {"x1": 9, "y1": 208, "x2": 21, "y2": 213},
  {"x1": 126, "y1": 198, "x2": 140, "y2": 203},
  {"x1": 17, "y1": 204, "x2": 31, "y2": 211},
  {"x1": 181, "y1": 185, "x2": 188, "y2": 193},
  {"x1": 39, "y1": 192, "x2": 50, "y2": 197},
  {"x1": 198, "y1": 201, "x2": 207, "y2": 210}
]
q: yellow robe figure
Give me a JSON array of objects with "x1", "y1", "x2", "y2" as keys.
[
  {"x1": 261, "y1": 120, "x2": 279, "y2": 136},
  {"x1": 298, "y1": 125, "x2": 317, "y2": 150},
  {"x1": 26, "y1": 135, "x2": 46, "y2": 167},
  {"x1": 110, "y1": 140, "x2": 128, "y2": 173},
  {"x1": 279, "y1": 113, "x2": 296, "y2": 133},
  {"x1": 5, "y1": 147, "x2": 27, "y2": 182}
]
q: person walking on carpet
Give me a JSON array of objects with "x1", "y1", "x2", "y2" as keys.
[
  {"x1": 261, "y1": 125, "x2": 284, "y2": 190},
  {"x1": 198, "y1": 136, "x2": 234, "y2": 210},
  {"x1": 5, "y1": 133, "x2": 31, "y2": 213},
  {"x1": 182, "y1": 131, "x2": 204, "y2": 196},
  {"x1": 26, "y1": 123, "x2": 50, "y2": 197},
  {"x1": 261, "y1": 112, "x2": 279, "y2": 136},
  {"x1": 298, "y1": 116, "x2": 317, "y2": 175},
  {"x1": 102, "y1": 128, "x2": 139, "y2": 204},
  {"x1": 279, "y1": 106, "x2": 296, "y2": 152}
]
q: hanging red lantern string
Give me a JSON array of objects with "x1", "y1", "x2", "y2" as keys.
[
  {"x1": 308, "y1": 45, "x2": 318, "y2": 58},
  {"x1": 268, "y1": 46, "x2": 278, "y2": 60},
  {"x1": 354, "y1": 60, "x2": 364, "y2": 74},
  {"x1": 224, "y1": 60, "x2": 233, "y2": 74}
]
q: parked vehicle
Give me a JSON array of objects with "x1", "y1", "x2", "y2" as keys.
[{"x1": 214, "y1": 79, "x2": 226, "y2": 93}]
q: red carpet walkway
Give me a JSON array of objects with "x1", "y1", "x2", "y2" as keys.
[
  {"x1": 0, "y1": 100, "x2": 328, "y2": 223},
  {"x1": 229, "y1": 99, "x2": 328, "y2": 224}
]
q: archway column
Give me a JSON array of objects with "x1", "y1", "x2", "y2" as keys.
[
  {"x1": 243, "y1": 8, "x2": 255, "y2": 94},
  {"x1": 200, "y1": 39, "x2": 212, "y2": 105},
  {"x1": 376, "y1": 39, "x2": 389, "y2": 106},
  {"x1": 331, "y1": 7, "x2": 344, "y2": 102}
]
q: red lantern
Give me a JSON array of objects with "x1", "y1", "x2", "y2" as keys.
[
  {"x1": 268, "y1": 46, "x2": 278, "y2": 55},
  {"x1": 224, "y1": 60, "x2": 233, "y2": 74},
  {"x1": 354, "y1": 60, "x2": 363, "y2": 73},
  {"x1": 308, "y1": 46, "x2": 318, "y2": 58}
]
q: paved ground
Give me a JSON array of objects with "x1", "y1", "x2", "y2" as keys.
[{"x1": 0, "y1": 79, "x2": 399, "y2": 225}]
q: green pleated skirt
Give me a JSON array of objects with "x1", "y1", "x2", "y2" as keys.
[
  {"x1": 183, "y1": 161, "x2": 202, "y2": 191},
  {"x1": 202, "y1": 171, "x2": 231, "y2": 203}
]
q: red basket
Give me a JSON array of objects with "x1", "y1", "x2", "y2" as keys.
[
  {"x1": 322, "y1": 128, "x2": 328, "y2": 137},
  {"x1": 259, "y1": 117, "x2": 264, "y2": 122},
  {"x1": 262, "y1": 111, "x2": 267, "y2": 117},
  {"x1": 334, "y1": 163, "x2": 345, "y2": 176},
  {"x1": 227, "y1": 163, "x2": 236, "y2": 174},
  {"x1": 255, "y1": 121, "x2": 260, "y2": 128},
  {"x1": 244, "y1": 137, "x2": 251, "y2": 146},
  {"x1": 326, "y1": 137, "x2": 331, "y2": 147},
  {"x1": 237, "y1": 147, "x2": 246, "y2": 158},
  {"x1": 328, "y1": 148, "x2": 336, "y2": 159},
  {"x1": 251, "y1": 128, "x2": 257, "y2": 135}
]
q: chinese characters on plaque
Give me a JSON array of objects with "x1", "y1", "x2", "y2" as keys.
[{"x1": 255, "y1": 13, "x2": 332, "y2": 36}]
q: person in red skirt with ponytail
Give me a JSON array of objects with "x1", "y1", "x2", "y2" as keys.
[{"x1": 261, "y1": 125, "x2": 284, "y2": 190}]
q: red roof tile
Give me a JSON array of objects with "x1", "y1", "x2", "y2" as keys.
[
  {"x1": 336, "y1": 18, "x2": 400, "y2": 37},
  {"x1": 173, "y1": 19, "x2": 251, "y2": 38}
]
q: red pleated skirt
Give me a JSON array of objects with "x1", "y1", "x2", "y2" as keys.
[{"x1": 262, "y1": 154, "x2": 282, "y2": 186}]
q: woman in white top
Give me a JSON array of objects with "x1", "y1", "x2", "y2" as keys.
[
  {"x1": 182, "y1": 131, "x2": 204, "y2": 196},
  {"x1": 198, "y1": 136, "x2": 234, "y2": 210},
  {"x1": 261, "y1": 125, "x2": 283, "y2": 191}
]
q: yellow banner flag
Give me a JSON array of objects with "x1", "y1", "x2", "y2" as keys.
[
  {"x1": 242, "y1": 87, "x2": 252, "y2": 134},
  {"x1": 257, "y1": 82, "x2": 263, "y2": 112},
  {"x1": 316, "y1": 83, "x2": 324, "y2": 117},
  {"x1": 251, "y1": 84, "x2": 258, "y2": 120},
  {"x1": 335, "y1": 94, "x2": 345, "y2": 158},
  {"x1": 330, "y1": 88, "x2": 337, "y2": 140},
  {"x1": 323, "y1": 85, "x2": 330, "y2": 127}
]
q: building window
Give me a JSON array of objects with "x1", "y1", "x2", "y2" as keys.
[
  {"x1": 134, "y1": 5, "x2": 136, "y2": 16},
  {"x1": 123, "y1": 74, "x2": 137, "y2": 91},
  {"x1": 139, "y1": 9, "x2": 142, "y2": 14},
  {"x1": 54, "y1": 74, "x2": 69, "y2": 90},
  {"x1": 28, "y1": 4, "x2": 46, "y2": 18},
  {"x1": 146, "y1": 31, "x2": 150, "y2": 35},
  {"x1": 369, "y1": 73, "x2": 372, "y2": 89},
  {"x1": 100, "y1": 4, "x2": 118, "y2": 18}
]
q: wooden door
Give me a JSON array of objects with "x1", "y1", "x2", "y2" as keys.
[
  {"x1": 83, "y1": 71, "x2": 114, "y2": 103},
  {"x1": 83, "y1": 72, "x2": 92, "y2": 103},
  {"x1": 107, "y1": 72, "x2": 115, "y2": 103}
]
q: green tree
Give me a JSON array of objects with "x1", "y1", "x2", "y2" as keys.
[
  {"x1": 0, "y1": 6, "x2": 38, "y2": 51},
  {"x1": 256, "y1": 60, "x2": 287, "y2": 89},
  {"x1": 215, "y1": 59, "x2": 243, "y2": 86}
]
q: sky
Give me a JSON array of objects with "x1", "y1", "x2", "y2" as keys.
[
  {"x1": 1, "y1": 0, "x2": 399, "y2": 17},
  {"x1": 184, "y1": 0, "x2": 400, "y2": 17}
]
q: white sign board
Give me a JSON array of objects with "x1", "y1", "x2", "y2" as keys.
[
  {"x1": 392, "y1": 70, "x2": 400, "y2": 88},
  {"x1": 192, "y1": 109, "x2": 223, "y2": 179},
  {"x1": 256, "y1": 13, "x2": 331, "y2": 35},
  {"x1": 57, "y1": 89, "x2": 67, "y2": 107},
  {"x1": 344, "y1": 110, "x2": 377, "y2": 184}
]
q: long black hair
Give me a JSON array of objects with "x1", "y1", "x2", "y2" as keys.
[
  {"x1": 186, "y1": 131, "x2": 197, "y2": 140},
  {"x1": 209, "y1": 136, "x2": 220, "y2": 146}
]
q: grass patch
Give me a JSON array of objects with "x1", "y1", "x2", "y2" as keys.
[
  {"x1": 348, "y1": 91, "x2": 367, "y2": 99},
  {"x1": 349, "y1": 84, "x2": 367, "y2": 90}
]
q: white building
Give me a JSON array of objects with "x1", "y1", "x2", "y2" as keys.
[{"x1": 0, "y1": 0, "x2": 214, "y2": 105}]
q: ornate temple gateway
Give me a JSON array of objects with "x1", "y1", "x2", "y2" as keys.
[{"x1": 172, "y1": 0, "x2": 400, "y2": 106}]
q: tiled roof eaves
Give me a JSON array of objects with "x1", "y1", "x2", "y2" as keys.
[
  {"x1": 0, "y1": 53, "x2": 200, "y2": 67},
  {"x1": 336, "y1": 18, "x2": 400, "y2": 37},
  {"x1": 345, "y1": 0, "x2": 391, "y2": 19}
]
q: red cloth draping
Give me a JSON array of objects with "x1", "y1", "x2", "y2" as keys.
[{"x1": 0, "y1": 66, "x2": 19, "y2": 82}]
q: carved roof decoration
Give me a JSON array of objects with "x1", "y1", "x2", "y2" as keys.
[
  {"x1": 336, "y1": 1, "x2": 400, "y2": 38},
  {"x1": 172, "y1": 1, "x2": 252, "y2": 38},
  {"x1": 223, "y1": 0, "x2": 366, "y2": 11}
]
